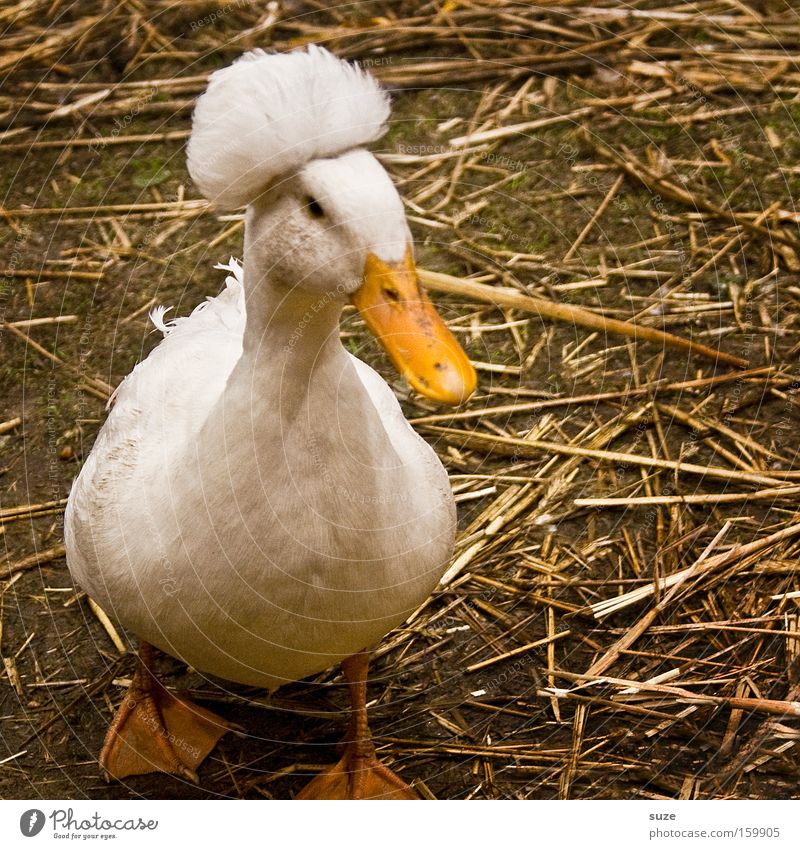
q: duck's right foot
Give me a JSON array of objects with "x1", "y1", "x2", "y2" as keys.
[{"x1": 99, "y1": 642, "x2": 231, "y2": 782}]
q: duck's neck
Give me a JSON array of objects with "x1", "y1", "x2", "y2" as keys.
[{"x1": 240, "y1": 249, "x2": 346, "y2": 387}]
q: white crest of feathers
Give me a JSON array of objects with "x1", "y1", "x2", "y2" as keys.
[{"x1": 186, "y1": 46, "x2": 390, "y2": 209}]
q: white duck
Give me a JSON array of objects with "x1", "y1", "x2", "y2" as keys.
[{"x1": 64, "y1": 46, "x2": 475, "y2": 800}]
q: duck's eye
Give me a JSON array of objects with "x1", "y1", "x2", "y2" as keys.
[{"x1": 306, "y1": 196, "x2": 325, "y2": 219}]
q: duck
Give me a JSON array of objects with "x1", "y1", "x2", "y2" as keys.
[{"x1": 64, "y1": 45, "x2": 476, "y2": 800}]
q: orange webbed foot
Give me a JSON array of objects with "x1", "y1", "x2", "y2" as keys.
[
  {"x1": 99, "y1": 643, "x2": 231, "y2": 782},
  {"x1": 296, "y1": 650, "x2": 418, "y2": 800},
  {"x1": 297, "y1": 748, "x2": 418, "y2": 800}
]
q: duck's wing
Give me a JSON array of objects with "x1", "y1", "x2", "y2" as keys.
[
  {"x1": 65, "y1": 260, "x2": 246, "y2": 557},
  {"x1": 115, "y1": 257, "x2": 246, "y2": 439},
  {"x1": 348, "y1": 353, "x2": 444, "y2": 465}
]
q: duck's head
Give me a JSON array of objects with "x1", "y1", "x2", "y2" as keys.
[{"x1": 187, "y1": 46, "x2": 476, "y2": 406}]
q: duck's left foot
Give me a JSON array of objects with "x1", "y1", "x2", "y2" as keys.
[
  {"x1": 99, "y1": 642, "x2": 231, "y2": 783},
  {"x1": 296, "y1": 651, "x2": 418, "y2": 800},
  {"x1": 297, "y1": 741, "x2": 417, "y2": 800}
]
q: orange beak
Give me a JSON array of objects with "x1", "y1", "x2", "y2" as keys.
[{"x1": 351, "y1": 246, "x2": 477, "y2": 406}]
